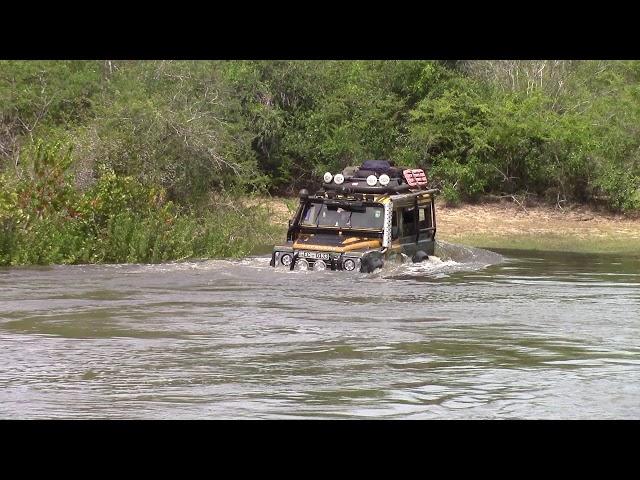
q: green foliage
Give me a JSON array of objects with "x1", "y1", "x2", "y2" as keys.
[
  {"x1": 405, "y1": 78, "x2": 494, "y2": 201},
  {"x1": 219, "y1": 61, "x2": 411, "y2": 192},
  {"x1": 592, "y1": 164, "x2": 640, "y2": 212},
  {"x1": 0, "y1": 60, "x2": 101, "y2": 127},
  {"x1": 70, "y1": 61, "x2": 261, "y2": 203},
  {"x1": 0, "y1": 141, "x2": 279, "y2": 265}
]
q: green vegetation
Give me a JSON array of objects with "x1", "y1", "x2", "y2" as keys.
[
  {"x1": 1, "y1": 60, "x2": 640, "y2": 264},
  {"x1": 0, "y1": 140, "x2": 281, "y2": 265}
]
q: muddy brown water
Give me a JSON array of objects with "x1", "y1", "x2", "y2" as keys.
[{"x1": 1, "y1": 242, "x2": 638, "y2": 419}]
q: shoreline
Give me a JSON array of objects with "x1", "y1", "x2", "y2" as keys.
[
  {"x1": 263, "y1": 197, "x2": 640, "y2": 255},
  {"x1": 435, "y1": 201, "x2": 640, "y2": 254},
  {"x1": 3, "y1": 197, "x2": 639, "y2": 267}
]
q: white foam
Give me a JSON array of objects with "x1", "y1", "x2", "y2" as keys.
[{"x1": 101, "y1": 242, "x2": 502, "y2": 279}]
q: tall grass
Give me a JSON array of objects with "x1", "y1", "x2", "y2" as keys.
[{"x1": 0, "y1": 207, "x2": 283, "y2": 266}]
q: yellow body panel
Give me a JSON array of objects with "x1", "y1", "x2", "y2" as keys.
[{"x1": 293, "y1": 236, "x2": 382, "y2": 253}]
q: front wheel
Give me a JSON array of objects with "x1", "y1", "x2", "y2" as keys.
[{"x1": 360, "y1": 253, "x2": 384, "y2": 273}]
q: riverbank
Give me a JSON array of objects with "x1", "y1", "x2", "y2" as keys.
[
  {"x1": 262, "y1": 197, "x2": 640, "y2": 254},
  {"x1": 436, "y1": 201, "x2": 640, "y2": 254},
  {"x1": 4, "y1": 194, "x2": 638, "y2": 266}
]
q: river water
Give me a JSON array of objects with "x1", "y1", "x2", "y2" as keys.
[{"x1": 0, "y1": 242, "x2": 638, "y2": 419}]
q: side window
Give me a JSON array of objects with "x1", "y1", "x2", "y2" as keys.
[
  {"x1": 401, "y1": 207, "x2": 416, "y2": 237},
  {"x1": 391, "y1": 211, "x2": 399, "y2": 239},
  {"x1": 418, "y1": 205, "x2": 432, "y2": 231}
]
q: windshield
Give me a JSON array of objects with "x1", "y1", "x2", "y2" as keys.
[{"x1": 301, "y1": 203, "x2": 384, "y2": 230}]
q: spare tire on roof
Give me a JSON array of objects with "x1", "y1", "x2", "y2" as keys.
[
  {"x1": 354, "y1": 169, "x2": 377, "y2": 178},
  {"x1": 361, "y1": 160, "x2": 391, "y2": 173}
]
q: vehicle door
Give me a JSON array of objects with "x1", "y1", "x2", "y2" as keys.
[{"x1": 416, "y1": 199, "x2": 435, "y2": 251}]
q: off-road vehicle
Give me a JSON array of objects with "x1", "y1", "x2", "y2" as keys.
[{"x1": 270, "y1": 160, "x2": 438, "y2": 273}]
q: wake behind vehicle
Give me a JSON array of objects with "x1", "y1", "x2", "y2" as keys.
[{"x1": 270, "y1": 160, "x2": 438, "y2": 273}]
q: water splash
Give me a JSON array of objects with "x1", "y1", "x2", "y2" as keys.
[
  {"x1": 435, "y1": 240, "x2": 503, "y2": 265},
  {"x1": 84, "y1": 241, "x2": 502, "y2": 279},
  {"x1": 374, "y1": 241, "x2": 503, "y2": 279}
]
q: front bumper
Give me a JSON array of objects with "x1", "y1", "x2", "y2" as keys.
[{"x1": 270, "y1": 247, "x2": 363, "y2": 271}]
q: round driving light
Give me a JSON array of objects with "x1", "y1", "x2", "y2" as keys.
[
  {"x1": 379, "y1": 174, "x2": 390, "y2": 186},
  {"x1": 280, "y1": 253, "x2": 292, "y2": 266},
  {"x1": 314, "y1": 259, "x2": 327, "y2": 271},
  {"x1": 334, "y1": 173, "x2": 344, "y2": 184},
  {"x1": 294, "y1": 259, "x2": 309, "y2": 271},
  {"x1": 366, "y1": 175, "x2": 378, "y2": 186},
  {"x1": 343, "y1": 258, "x2": 356, "y2": 271},
  {"x1": 323, "y1": 172, "x2": 333, "y2": 183}
]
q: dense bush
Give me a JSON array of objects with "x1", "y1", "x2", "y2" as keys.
[
  {"x1": 0, "y1": 141, "x2": 280, "y2": 265},
  {"x1": 3, "y1": 60, "x2": 639, "y2": 210},
  {"x1": 215, "y1": 60, "x2": 640, "y2": 209}
]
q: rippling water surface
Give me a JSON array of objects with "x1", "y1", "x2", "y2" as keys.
[{"x1": 1, "y1": 242, "x2": 638, "y2": 419}]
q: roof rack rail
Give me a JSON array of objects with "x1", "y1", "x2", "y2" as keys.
[
  {"x1": 323, "y1": 182, "x2": 411, "y2": 194},
  {"x1": 321, "y1": 164, "x2": 431, "y2": 195}
]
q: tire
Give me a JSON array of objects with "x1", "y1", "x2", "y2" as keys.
[
  {"x1": 412, "y1": 250, "x2": 429, "y2": 263},
  {"x1": 360, "y1": 254, "x2": 384, "y2": 273}
]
